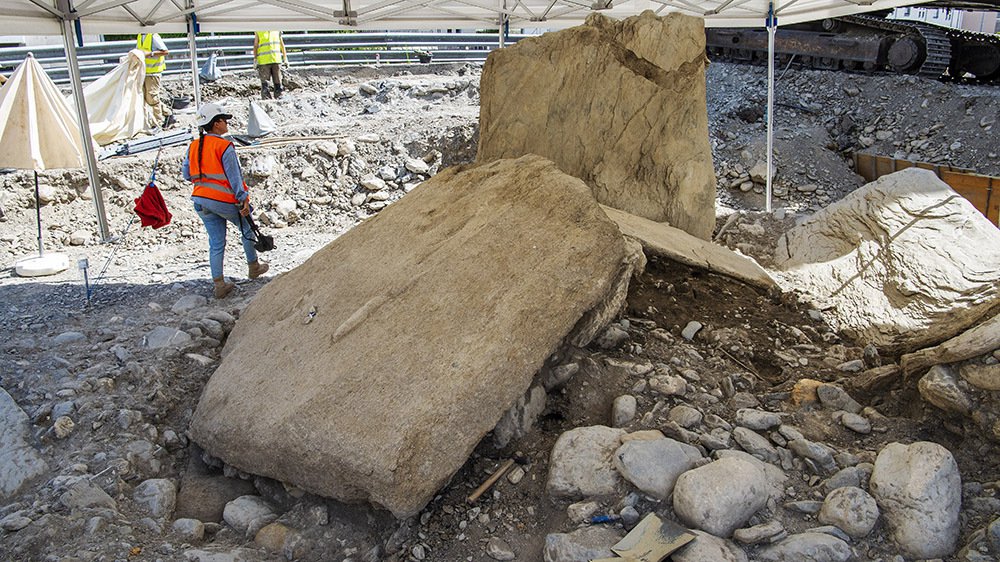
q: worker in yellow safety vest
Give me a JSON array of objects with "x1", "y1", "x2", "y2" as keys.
[
  {"x1": 253, "y1": 31, "x2": 287, "y2": 99},
  {"x1": 136, "y1": 33, "x2": 175, "y2": 129}
]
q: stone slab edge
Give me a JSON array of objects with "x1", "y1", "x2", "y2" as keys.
[{"x1": 600, "y1": 205, "x2": 777, "y2": 290}]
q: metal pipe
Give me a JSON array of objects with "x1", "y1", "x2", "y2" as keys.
[
  {"x1": 765, "y1": 2, "x2": 776, "y2": 213},
  {"x1": 59, "y1": 0, "x2": 111, "y2": 240},
  {"x1": 187, "y1": 8, "x2": 201, "y2": 109},
  {"x1": 498, "y1": 0, "x2": 506, "y2": 48},
  {"x1": 34, "y1": 171, "x2": 44, "y2": 256}
]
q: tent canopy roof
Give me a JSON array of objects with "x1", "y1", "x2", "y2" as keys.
[{"x1": 3, "y1": 0, "x2": 931, "y2": 34}]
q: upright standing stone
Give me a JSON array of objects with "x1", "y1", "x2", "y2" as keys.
[
  {"x1": 477, "y1": 11, "x2": 716, "y2": 239},
  {"x1": 191, "y1": 156, "x2": 632, "y2": 518}
]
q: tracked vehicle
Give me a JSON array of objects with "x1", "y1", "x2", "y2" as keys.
[{"x1": 706, "y1": 5, "x2": 1000, "y2": 83}]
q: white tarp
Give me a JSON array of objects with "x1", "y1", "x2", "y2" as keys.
[
  {"x1": 0, "y1": 0, "x2": 935, "y2": 33},
  {"x1": 247, "y1": 101, "x2": 277, "y2": 138},
  {"x1": 0, "y1": 54, "x2": 84, "y2": 170},
  {"x1": 80, "y1": 49, "x2": 146, "y2": 146}
]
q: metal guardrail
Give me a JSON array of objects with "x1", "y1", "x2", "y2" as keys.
[{"x1": 0, "y1": 32, "x2": 527, "y2": 85}]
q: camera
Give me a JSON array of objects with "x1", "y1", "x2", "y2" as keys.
[
  {"x1": 254, "y1": 233, "x2": 275, "y2": 252},
  {"x1": 242, "y1": 209, "x2": 275, "y2": 253}
]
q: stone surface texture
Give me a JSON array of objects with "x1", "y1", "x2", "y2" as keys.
[
  {"x1": 547, "y1": 425, "x2": 626, "y2": 499},
  {"x1": 672, "y1": 529, "x2": 749, "y2": 562},
  {"x1": 818, "y1": 486, "x2": 879, "y2": 538},
  {"x1": 612, "y1": 436, "x2": 703, "y2": 499},
  {"x1": 869, "y1": 441, "x2": 962, "y2": 558},
  {"x1": 477, "y1": 11, "x2": 716, "y2": 239},
  {"x1": 673, "y1": 456, "x2": 769, "y2": 537},
  {"x1": 602, "y1": 205, "x2": 775, "y2": 288},
  {"x1": 756, "y1": 532, "x2": 853, "y2": 562},
  {"x1": 543, "y1": 526, "x2": 623, "y2": 562},
  {"x1": 0, "y1": 388, "x2": 49, "y2": 499},
  {"x1": 191, "y1": 156, "x2": 631, "y2": 518},
  {"x1": 774, "y1": 168, "x2": 1000, "y2": 352}
]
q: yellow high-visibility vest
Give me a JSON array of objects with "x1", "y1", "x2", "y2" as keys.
[
  {"x1": 255, "y1": 31, "x2": 283, "y2": 65},
  {"x1": 137, "y1": 34, "x2": 166, "y2": 75}
]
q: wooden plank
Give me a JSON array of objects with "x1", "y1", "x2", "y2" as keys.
[
  {"x1": 941, "y1": 170, "x2": 991, "y2": 191},
  {"x1": 948, "y1": 184, "x2": 990, "y2": 213},
  {"x1": 876, "y1": 157, "x2": 897, "y2": 177},
  {"x1": 940, "y1": 171, "x2": 992, "y2": 222},
  {"x1": 857, "y1": 154, "x2": 875, "y2": 182},
  {"x1": 852, "y1": 153, "x2": 998, "y2": 227},
  {"x1": 941, "y1": 172, "x2": 1000, "y2": 222},
  {"x1": 988, "y1": 178, "x2": 999, "y2": 227},
  {"x1": 854, "y1": 154, "x2": 874, "y2": 182}
]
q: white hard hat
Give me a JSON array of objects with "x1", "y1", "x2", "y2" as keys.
[{"x1": 196, "y1": 102, "x2": 232, "y2": 127}]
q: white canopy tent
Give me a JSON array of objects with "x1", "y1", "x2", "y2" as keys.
[
  {"x1": 2, "y1": 0, "x2": 929, "y2": 32},
  {"x1": 1, "y1": 0, "x2": 933, "y2": 236}
]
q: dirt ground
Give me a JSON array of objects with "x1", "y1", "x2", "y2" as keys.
[{"x1": 1, "y1": 58, "x2": 999, "y2": 562}]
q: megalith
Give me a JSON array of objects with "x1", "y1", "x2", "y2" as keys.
[
  {"x1": 775, "y1": 168, "x2": 1000, "y2": 352},
  {"x1": 477, "y1": 10, "x2": 716, "y2": 240},
  {"x1": 190, "y1": 155, "x2": 632, "y2": 518}
]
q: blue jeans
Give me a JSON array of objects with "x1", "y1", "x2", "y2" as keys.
[{"x1": 192, "y1": 196, "x2": 257, "y2": 279}]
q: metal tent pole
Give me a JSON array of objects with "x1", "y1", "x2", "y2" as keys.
[
  {"x1": 765, "y1": 2, "x2": 776, "y2": 213},
  {"x1": 498, "y1": 0, "x2": 506, "y2": 48},
  {"x1": 188, "y1": 9, "x2": 202, "y2": 109},
  {"x1": 34, "y1": 171, "x2": 44, "y2": 256},
  {"x1": 58, "y1": 0, "x2": 110, "y2": 241}
]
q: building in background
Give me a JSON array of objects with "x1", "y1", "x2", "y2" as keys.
[
  {"x1": 891, "y1": 7, "x2": 999, "y2": 33},
  {"x1": 0, "y1": 35, "x2": 103, "y2": 48}
]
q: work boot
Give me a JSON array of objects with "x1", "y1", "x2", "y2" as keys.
[
  {"x1": 261, "y1": 82, "x2": 271, "y2": 99},
  {"x1": 248, "y1": 260, "x2": 269, "y2": 279},
  {"x1": 213, "y1": 277, "x2": 235, "y2": 299},
  {"x1": 162, "y1": 114, "x2": 177, "y2": 128},
  {"x1": 274, "y1": 84, "x2": 283, "y2": 99}
]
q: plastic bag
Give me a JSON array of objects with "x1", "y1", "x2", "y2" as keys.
[{"x1": 199, "y1": 52, "x2": 223, "y2": 82}]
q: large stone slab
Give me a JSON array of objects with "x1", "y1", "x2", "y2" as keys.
[
  {"x1": 901, "y1": 311, "x2": 1000, "y2": 374},
  {"x1": 0, "y1": 387, "x2": 49, "y2": 499},
  {"x1": 775, "y1": 168, "x2": 1000, "y2": 352},
  {"x1": 477, "y1": 11, "x2": 716, "y2": 240},
  {"x1": 191, "y1": 155, "x2": 630, "y2": 518},
  {"x1": 602, "y1": 206, "x2": 777, "y2": 290}
]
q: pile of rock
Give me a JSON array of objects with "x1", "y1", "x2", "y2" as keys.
[{"x1": 543, "y1": 402, "x2": 963, "y2": 561}]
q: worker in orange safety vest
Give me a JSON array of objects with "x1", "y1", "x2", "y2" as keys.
[{"x1": 181, "y1": 103, "x2": 269, "y2": 298}]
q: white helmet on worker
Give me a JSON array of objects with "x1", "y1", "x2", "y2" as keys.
[{"x1": 196, "y1": 103, "x2": 232, "y2": 127}]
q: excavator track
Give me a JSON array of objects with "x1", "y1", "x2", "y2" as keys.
[
  {"x1": 706, "y1": 13, "x2": 1000, "y2": 85},
  {"x1": 941, "y1": 25, "x2": 1000, "y2": 82},
  {"x1": 841, "y1": 15, "x2": 952, "y2": 78}
]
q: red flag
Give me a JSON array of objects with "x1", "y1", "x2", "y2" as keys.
[{"x1": 133, "y1": 182, "x2": 172, "y2": 229}]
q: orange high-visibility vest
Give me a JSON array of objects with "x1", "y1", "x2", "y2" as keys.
[{"x1": 188, "y1": 135, "x2": 242, "y2": 204}]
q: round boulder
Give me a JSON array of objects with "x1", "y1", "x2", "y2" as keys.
[
  {"x1": 818, "y1": 486, "x2": 879, "y2": 538},
  {"x1": 673, "y1": 456, "x2": 769, "y2": 537},
  {"x1": 546, "y1": 426, "x2": 625, "y2": 499},
  {"x1": 612, "y1": 437, "x2": 703, "y2": 500},
  {"x1": 869, "y1": 441, "x2": 961, "y2": 558}
]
